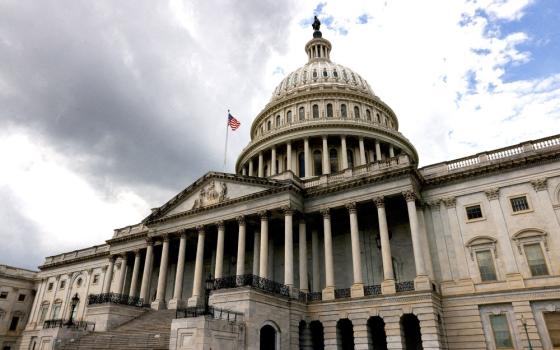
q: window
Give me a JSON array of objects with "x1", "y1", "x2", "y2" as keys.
[
  {"x1": 313, "y1": 70, "x2": 317, "y2": 78},
  {"x1": 299, "y1": 107, "x2": 305, "y2": 121},
  {"x1": 47, "y1": 282, "x2": 53, "y2": 291},
  {"x1": 333, "y1": 69, "x2": 338, "y2": 78},
  {"x1": 276, "y1": 115, "x2": 281, "y2": 127},
  {"x1": 39, "y1": 304, "x2": 49, "y2": 322},
  {"x1": 71, "y1": 300, "x2": 79, "y2": 320},
  {"x1": 329, "y1": 149, "x2": 338, "y2": 172},
  {"x1": 323, "y1": 69, "x2": 328, "y2": 77},
  {"x1": 267, "y1": 120, "x2": 272, "y2": 131},
  {"x1": 524, "y1": 243, "x2": 549, "y2": 276},
  {"x1": 76, "y1": 278, "x2": 83, "y2": 287},
  {"x1": 92, "y1": 274, "x2": 100, "y2": 284},
  {"x1": 510, "y1": 196, "x2": 530, "y2": 212},
  {"x1": 9, "y1": 316, "x2": 19, "y2": 331},
  {"x1": 490, "y1": 314, "x2": 514, "y2": 348},
  {"x1": 312, "y1": 104, "x2": 319, "y2": 118},
  {"x1": 543, "y1": 312, "x2": 560, "y2": 347},
  {"x1": 51, "y1": 303, "x2": 61, "y2": 319},
  {"x1": 298, "y1": 152, "x2": 305, "y2": 177},
  {"x1": 466, "y1": 205, "x2": 483, "y2": 220},
  {"x1": 476, "y1": 250, "x2": 497, "y2": 281},
  {"x1": 354, "y1": 106, "x2": 360, "y2": 119},
  {"x1": 313, "y1": 150, "x2": 322, "y2": 176},
  {"x1": 375, "y1": 113, "x2": 380, "y2": 122},
  {"x1": 0, "y1": 292, "x2": 7, "y2": 299},
  {"x1": 59, "y1": 280, "x2": 66, "y2": 289},
  {"x1": 287, "y1": 110, "x2": 292, "y2": 123},
  {"x1": 366, "y1": 109, "x2": 371, "y2": 121},
  {"x1": 326, "y1": 103, "x2": 333, "y2": 118},
  {"x1": 347, "y1": 149, "x2": 354, "y2": 169},
  {"x1": 17, "y1": 294, "x2": 25, "y2": 302},
  {"x1": 341, "y1": 104, "x2": 347, "y2": 118}
]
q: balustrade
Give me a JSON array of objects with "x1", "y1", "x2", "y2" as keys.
[{"x1": 87, "y1": 293, "x2": 143, "y2": 307}]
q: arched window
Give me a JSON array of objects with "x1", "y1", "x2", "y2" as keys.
[
  {"x1": 312, "y1": 104, "x2": 319, "y2": 119},
  {"x1": 51, "y1": 300, "x2": 62, "y2": 319},
  {"x1": 333, "y1": 69, "x2": 338, "y2": 78},
  {"x1": 276, "y1": 115, "x2": 281, "y2": 127},
  {"x1": 310, "y1": 321, "x2": 325, "y2": 350},
  {"x1": 326, "y1": 103, "x2": 333, "y2": 118},
  {"x1": 260, "y1": 324, "x2": 277, "y2": 350},
  {"x1": 401, "y1": 314, "x2": 423, "y2": 350},
  {"x1": 313, "y1": 70, "x2": 318, "y2": 78},
  {"x1": 367, "y1": 317, "x2": 388, "y2": 350},
  {"x1": 337, "y1": 319, "x2": 355, "y2": 350},
  {"x1": 354, "y1": 106, "x2": 360, "y2": 119},
  {"x1": 375, "y1": 113, "x2": 380, "y2": 123},
  {"x1": 366, "y1": 109, "x2": 372, "y2": 121},
  {"x1": 299, "y1": 107, "x2": 305, "y2": 121},
  {"x1": 38, "y1": 302, "x2": 49, "y2": 322},
  {"x1": 287, "y1": 110, "x2": 292, "y2": 123},
  {"x1": 313, "y1": 150, "x2": 322, "y2": 176},
  {"x1": 298, "y1": 153, "x2": 305, "y2": 177},
  {"x1": 347, "y1": 149, "x2": 354, "y2": 169},
  {"x1": 329, "y1": 148, "x2": 338, "y2": 172},
  {"x1": 341, "y1": 104, "x2": 347, "y2": 118},
  {"x1": 267, "y1": 120, "x2": 272, "y2": 130},
  {"x1": 323, "y1": 69, "x2": 328, "y2": 77}
]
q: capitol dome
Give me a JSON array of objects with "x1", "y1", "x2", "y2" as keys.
[{"x1": 236, "y1": 24, "x2": 418, "y2": 179}]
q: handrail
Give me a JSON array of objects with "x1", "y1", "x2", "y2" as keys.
[
  {"x1": 43, "y1": 319, "x2": 95, "y2": 331},
  {"x1": 175, "y1": 306, "x2": 243, "y2": 322},
  {"x1": 87, "y1": 293, "x2": 143, "y2": 307}
]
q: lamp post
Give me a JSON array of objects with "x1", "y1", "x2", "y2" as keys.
[
  {"x1": 66, "y1": 293, "x2": 79, "y2": 326},
  {"x1": 204, "y1": 273, "x2": 214, "y2": 314},
  {"x1": 521, "y1": 315, "x2": 533, "y2": 350}
]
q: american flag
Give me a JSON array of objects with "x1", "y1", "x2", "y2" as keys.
[{"x1": 228, "y1": 112, "x2": 241, "y2": 130}]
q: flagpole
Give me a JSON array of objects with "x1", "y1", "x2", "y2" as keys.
[{"x1": 224, "y1": 110, "x2": 229, "y2": 171}]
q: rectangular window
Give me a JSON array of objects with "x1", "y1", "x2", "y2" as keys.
[
  {"x1": 543, "y1": 312, "x2": 560, "y2": 347},
  {"x1": 39, "y1": 306, "x2": 48, "y2": 322},
  {"x1": 524, "y1": 243, "x2": 549, "y2": 276},
  {"x1": 0, "y1": 291, "x2": 8, "y2": 299},
  {"x1": 92, "y1": 274, "x2": 100, "y2": 284},
  {"x1": 510, "y1": 196, "x2": 529, "y2": 212},
  {"x1": 476, "y1": 250, "x2": 497, "y2": 281},
  {"x1": 17, "y1": 294, "x2": 25, "y2": 302},
  {"x1": 47, "y1": 283, "x2": 53, "y2": 291},
  {"x1": 52, "y1": 304, "x2": 61, "y2": 319},
  {"x1": 59, "y1": 280, "x2": 66, "y2": 289},
  {"x1": 490, "y1": 314, "x2": 513, "y2": 348},
  {"x1": 466, "y1": 205, "x2": 483, "y2": 220},
  {"x1": 9, "y1": 316, "x2": 19, "y2": 331}
]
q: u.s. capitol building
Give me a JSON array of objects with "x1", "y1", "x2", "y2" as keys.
[{"x1": 11, "y1": 20, "x2": 560, "y2": 350}]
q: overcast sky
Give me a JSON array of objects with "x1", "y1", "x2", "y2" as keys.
[{"x1": 1, "y1": 0, "x2": 559, "y2": 270}]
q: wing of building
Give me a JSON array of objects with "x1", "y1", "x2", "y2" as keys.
[{"x1": 11, "y1": 22, "x2": 560, "y2": 350}]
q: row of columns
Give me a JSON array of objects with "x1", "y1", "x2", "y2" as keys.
[
  {"x1": 242, "y1": 136, "x2": 395, "y2": 177},
  {"x1": 102, "y1": 190, "x2": 428, "y2": 308}
]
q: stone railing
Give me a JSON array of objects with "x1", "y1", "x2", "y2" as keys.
[
  {"x1": 87, "y1": 293, "x2": 143, "y2": 307},
  {"x1": 302, "y1": 154, "x2": 410, "y2": 189},
  {"x1": 44, "y1": 245, "x2": 109, "y2": 266},
  {"x1": 175, "y1": 306, "x2": 244, "y2": 323},
  {"x1": 112, "y1": 223, "x2": 147, "y2": 239},
  {"x1": 364, "y1": 284, "x2": 381, "y2": 296},
  {"x1": 421, "y1": 134, "x2": 560, "y2": 178},
  {"x1": 395, "y1": 281, "x2": 415, "y2": 292},
  {"x1": 43, "y1": 319, "x2": 95, "y2": 331}
]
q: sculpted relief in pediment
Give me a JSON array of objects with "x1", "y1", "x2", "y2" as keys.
[{"x1": 192, "y1": 180, "x2": 228, "y2": 209}]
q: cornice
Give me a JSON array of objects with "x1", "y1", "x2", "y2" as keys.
[
  {"x1": 106, "y1": 231, "x2": 148, "y2": 245},
  {"x1": 38, "y1": 251, "x2": 110, "y2": 271}
]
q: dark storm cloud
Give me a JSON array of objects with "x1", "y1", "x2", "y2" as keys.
[{"x1": 0, "y1": 0, "x2": 295, "y2": 204}]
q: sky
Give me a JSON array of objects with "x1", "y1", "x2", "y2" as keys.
[{"x1": 1, "y1": 0, "x2": 559, "y2": 270}]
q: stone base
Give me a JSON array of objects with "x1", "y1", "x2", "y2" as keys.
[
  {"x1": 506, "y1": 273, "x2": 525, "y2": 289},
  {"x1": 167, "y1": 298, "x2": 185, "y2": 310},
  {"x1": 381, "y1": 279, "x2": 396, "y2": 295},
  {"x1": 150, "y1": 299, "x2": 167, "y2": 310},
  {"x1": 414, "y1": 275, "x2": 432, "y2": 291},
  {"x1": 187, "y1": 295, "x2": 203, "y2": 307},
  {"x1": 322, "y1": 286, "x2": 335, "y2": 301},
  {"x1": 440, "y1": 278, "x2": 475, "y2": 295},
  {"x1": 85, "y1": 304, "x2": 146, "y2": 331},
  {"x1": 350, "y1": 283, "x2": 364, "y2": 298}
]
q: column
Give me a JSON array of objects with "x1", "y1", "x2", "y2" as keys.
[
  {"x1": 248, "y1": 159, "x2": 254, "y2": 176},
  {"x1": 359, "y1": 137, "x2": 366, "y2": 165},
  {"x1": 252, "y1": 230, "x2": 260, "y2": 276},
  {"x1": 258, "y1": 152, "x2": 264, "y2": 177},
  {"x1": 102, "y1": 257, "x2": 115, "y2": 294},
  {"x1": 115, "y1": 254, "x2": 128, "y2": 294},
  {"x1": 241, "y1": 167, "x2": 246, "y2": 176},
  {"x1": 321, "y1": 209, "x2": 335, "y2": 300},
  {"x1": 532, "y1": 178, "x2": 560, "y2": 275},
  {"x1": 374, "y1": 197, "x2": 396, "y2": 294},
  {"x1": 129, "y1": 250, "x2": 141, "y2": 297},
  {"x1": 389, "y1": 144, "x2": 395, "y2": 158},
  {"x1": 347, "y1": 202, "x2": 364, "y2": 297},
  {"x1": 27, "y1": 279, "x2": 45, "y2": 328},
  {"x1": 427, "y1": 201, "x2": 453, "y2": 281},
  {"x1": 215, "y1": 221, "x2": 225, "y2": 279},
  {"x1": 312, "y1": 229, "x2": 320, "y2": 292},
  {"x1": 271, "y1": 147, "x2": 277, "y2": 175},
  {"x1": 152, "y1": 235, "x2": 169, "y2": 309},
  {"x1": 299, "y1": 218, "x2": 309, "y2": 292},
  {"x1": 188, "y1": 227, "x2": 206, "y2": 306},
  {"x1": 169, "y1": 231, "x2": 187, "y2": 309},
  {"x1": 236, "y1": 216, "x2": 246, "y2": 276},
  {"x1": 375, "y1": 140, "x2": 382, "y2": 161},
  {"x1": 341, "y1": 136, "x2": 348, "y2": 169},
  {"x1": 322, "y1": 136, "x2": 330, "y2": 175},
  {"x1": 485, "y1": 188, "x2": 524, "y2": 288},
  {"x1": 304, "y1": 137, "x2": 311, "y2": 177},
  {"x1": 403, "y1": 191, "x2": 430, "y2": 291},
  {"x1": 443, "y1": 197, "x2": 471, "y2": 280},
  {"x1": 284, "y1": 207, "x2": 294, "y2": 287},
  {"x1": 139, "y1": 240, "x2": 154, "y2": 303},
  {"x1": 286, "y1": 142, "x2": 292, "y2": 172},
  {"x1": 259, "y1": 211, "x2": 269, "y2": 278}
]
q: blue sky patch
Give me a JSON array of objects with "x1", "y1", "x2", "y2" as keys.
[{"x1": 357, "y1": 14, "x2": 370, "y2": 24}]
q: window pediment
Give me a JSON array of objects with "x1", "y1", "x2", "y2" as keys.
[
  {"x1": 512, "y1": 229, "x2": 548, "y2": 254},
  {"x1": 466, "y1": 235, "x2": 497, "y2": 260}
]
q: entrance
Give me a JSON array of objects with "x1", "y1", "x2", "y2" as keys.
[
  {"x1": 336, "y1": 319, "x2": 354, "y2": 350},
  {"x1": 368, "y1": 316, "x2": 388, "y2": 350},
  {"x1": 260, "y1": 324, "x2": 276, "y2": 350},
  {"x1": 401, "y1": 314, "x2": 423, "y2": 350}
]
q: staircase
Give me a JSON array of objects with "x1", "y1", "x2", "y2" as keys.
[{"x1": 59, "y1": 310, "x2": 175, "y2": 350}]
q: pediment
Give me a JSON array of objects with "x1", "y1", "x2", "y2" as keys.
[{"x1": 144, "y1": 172, "x2": 286, "y2": 223}]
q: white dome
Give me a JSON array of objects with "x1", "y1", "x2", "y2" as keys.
[{"x1": 270, "y1": 61, "x2": 376, "y2": 102}]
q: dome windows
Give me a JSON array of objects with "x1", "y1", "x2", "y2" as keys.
[
  {"x1": 333, "y1": 69, "x2": 338, "y2": 78},
  {"x1": 267, "y1": 120, "x2": 272, "y2": 131},
  {"x1": 326, "y1": 103, "x2": 333, "y2": 118},
  {"x1": 354, "y1": 106, "x2": 360, "y2": 119},
  {"x1": 298, "y1": 153, "x2": 305, "y2": 177},
  {"x1": 313, "y1": 70, "x2": 318, "y2": 79},
  {"x1": 341, "y1": 104, "x2": 347, "y2": 118},
  {"x1": 287, "y1": 110, "x2": 292, "y2": 123},
  {"x1": 276, "y1": 115, "x2": 281, "y2": 127},
  {"x1": 329, "y1": 148, "x2": 339, "y2": 172},
  {"x1": 313, "y1": 150, "x2": 322, "y2": 176},
  {"x1": 312, "y1": 104, "x2": 319, "y2": 119},
  {"x1": 366, "y1": 109, "x2": 372, "y2": 121},
  {"x1": 323, "y1": 69, "x2": 328, "y2": 77},
  {"x1": 347, "y1": 149, "x2": 354, "y2": 168},
  {"x1": 299, "y1": 107, "x2": 305, "y2": 121}
]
